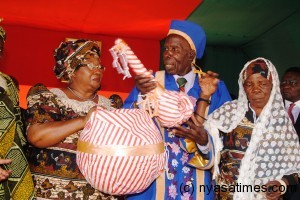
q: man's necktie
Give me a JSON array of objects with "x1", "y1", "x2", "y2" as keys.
[
  {"x1": 177, "y1": 77, "x2": 187, "y2": 93},
  {"x1": 288, "y1": 103, "x2": 295, "y2": 124}
]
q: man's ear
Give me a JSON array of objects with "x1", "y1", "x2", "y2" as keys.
[{"x1": 189, "y1": 49, "x2": 196, "y2": 61}]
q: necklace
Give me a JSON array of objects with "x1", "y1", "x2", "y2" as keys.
[{"x1": 67, "y1": 87, "x2": 97, "y2": 101}]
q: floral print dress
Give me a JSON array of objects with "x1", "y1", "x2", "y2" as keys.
[{"x1": 25, "y1": 84, "x2": 123, "y2": 200}]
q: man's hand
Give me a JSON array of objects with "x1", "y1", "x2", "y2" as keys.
[
  {"x1": 0, "y1": 159, "x2": 12, "y2": 181},
  {"x1": 134, "y1": 70, "x2": 157, "y2": 95},
  {"x1": 199, "y1": 70, "x2": 219, "y2": 97},
  {"x1": 171, "y1": 114, "x2": 208, "y2": 145}
]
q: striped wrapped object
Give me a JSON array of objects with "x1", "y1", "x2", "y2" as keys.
[
  {"x1": 77, "y1": 107, "x2": 166, "y2": 195},
  {"x1": 110, "y1": 38, "x2": 194, "y2": 127},
  {"x1": 157, "y1": 90, "x2": 194, "y2": 127}
]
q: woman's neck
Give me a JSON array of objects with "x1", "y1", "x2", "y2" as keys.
[{"x1": 67, "y1": 86, "x2": 97, "y2": 101}]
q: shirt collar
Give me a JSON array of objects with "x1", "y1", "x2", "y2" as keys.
[
  {"x1": 284, "y1": 99, "x2": 300, "y2": 109},
  {"x1": 173, "y1": 68, "x2": 196, "y2": 92}
]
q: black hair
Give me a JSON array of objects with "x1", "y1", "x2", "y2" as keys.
[{"x1": 284, "y1": 67, "x2": 300, "y2": 75}]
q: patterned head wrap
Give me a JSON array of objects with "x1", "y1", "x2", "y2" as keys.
[
  {"x1": 53, "y1": 39, "x2": 100, "y2": 82},
  {"x1": 204, "y1": 57, "x2": 300, "y2": 199},
  {"x1": 242, "y1": 59, "x2": 272, "y2": 83}
]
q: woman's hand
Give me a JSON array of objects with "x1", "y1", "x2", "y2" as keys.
[
  {"x1": 134, "y1": 70, "x2": 157, "y2": 95},
  {"x1": 0, "y1": 159, "x2": 12, "y2": 182},
  {"x1": 199, "y1": 70, "x2": 219, "y2": 97},
  {"x1": 265, "y1": 180, "x2": 283, "y2": 200},
  {"x1": 83, "y1": 106, "x2": 97, "y2": 125},
  {"x1": 170, "y1": 114, "x2": 208, "y2": 145}
]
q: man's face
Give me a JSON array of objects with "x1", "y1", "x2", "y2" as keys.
[
  {"x1": 0, "y1": 39, "x2": 4, "y2": 58},
  {"x1": 163, "y1": 34, "x2": 195, "y2": 76},
  {"x1": 280, "y1": 71, "x2": 300, "y2": 102}
]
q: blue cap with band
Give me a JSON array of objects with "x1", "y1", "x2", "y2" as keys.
[{"x1": 168, "y1": 20, "x2": 206, "y2": 59}]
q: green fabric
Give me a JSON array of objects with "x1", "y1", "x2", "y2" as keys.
[{"x1": 161, "y1": 0, "x2": 300, "y2": 97}]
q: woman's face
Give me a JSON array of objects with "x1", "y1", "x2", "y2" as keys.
[
  {"x1": 72, "y1": 52, "x2": 104, "y2": 90},
  {"x1": 244, "y1": 73, "x2": 272, "y2": 112}
]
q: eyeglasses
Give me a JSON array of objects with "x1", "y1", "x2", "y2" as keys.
[
  {"x1": 77, "y1": 63, "x2": 106, "y2": 71},
  {"x1": 85, "y1": 63, "x2": 106, "y2": 71},
  {"x1": 280, "y1": 80, "x2": 298, "y2": 86}
]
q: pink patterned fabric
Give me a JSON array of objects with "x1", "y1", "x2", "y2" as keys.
[
  {"x1": 77, "y1": 107, "x2": 166, "y2": 195},
  {"x1": 156, "y1": 90, "x2": 194, "y2": 127}
]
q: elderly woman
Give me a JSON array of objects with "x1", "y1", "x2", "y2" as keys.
[
  {"x1": 173, "y1": 58, "x2": 299, "y2": 199},
  {"x1": 25, "y1": 39, "x2": 122, "y2": 199}
]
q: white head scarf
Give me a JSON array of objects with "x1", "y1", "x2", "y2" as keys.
[{"x1": 204, "y1": 57, "x2": 300, "y2": 199}]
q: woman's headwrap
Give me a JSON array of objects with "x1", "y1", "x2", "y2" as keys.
[
  {"x1": 242, "y1": 59, "x2": 272, "y2": 83},
  {"x1": 204, "y1": 57, "x2": 300, "y2": 199},
  {"x1": 53, "y1": 39, "x2": 100, "y2": 82}
]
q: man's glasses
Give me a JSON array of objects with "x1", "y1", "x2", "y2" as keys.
[{"x1": 280, "y1": 80, "x2": 298, "y2": 86}]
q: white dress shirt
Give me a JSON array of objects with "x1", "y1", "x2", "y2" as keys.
[{"x1": 284, "y1": 99, "x2": 300, "y2": 123}]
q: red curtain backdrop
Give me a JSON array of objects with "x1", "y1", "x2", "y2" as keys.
[{"x1": 0, "y1": 25, "x2": 161, "y2": 107}]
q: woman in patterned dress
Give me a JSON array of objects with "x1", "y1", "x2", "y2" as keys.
[
  {"x1": 0, "y1": 24, "x2": 35, "y2": 200},
  {"x1": 25, "y1": 39, "x2": 124, "y2": 199}
]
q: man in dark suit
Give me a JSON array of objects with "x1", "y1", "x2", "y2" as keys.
[
  {"x1": 281, "y1": 67, "x2": 300, "y2": 138},
  {"x1": 280, "y1": 67, "x2": 300, "y2": 200}
]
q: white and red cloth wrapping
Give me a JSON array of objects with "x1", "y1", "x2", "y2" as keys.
[
  {"x1": 76, "y1": 107, "x2": 166, "y2": 195},
  {"x1": 156, "y1": 90, "x2": 194, "y2": 127},
  {"x1": 109, "y1": 38, "x2": 194, "y2": 128}
]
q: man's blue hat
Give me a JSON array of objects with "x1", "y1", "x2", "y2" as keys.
[{"x1": 168, "y1": 20, "x2": 206, "y2": 60}]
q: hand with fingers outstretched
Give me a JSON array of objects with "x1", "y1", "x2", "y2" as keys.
[{"x1": 199, "y1": 70, "x2": 220, "y2": 98}]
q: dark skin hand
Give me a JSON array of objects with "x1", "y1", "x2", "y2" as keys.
[
  {"x1": 134, "y1": 70, "x2": 156, "y2": 95},
  {"x1": 0, "y1": 159, "x2": 12, "y2": 181},
  {"x1": 170, "y1": 114, "x2": 208, "y2": 145},
  {"x1": 170, "y1": 70, "x2": 219, "y2": 145},
  {"x1": 265, "y1": 179, "x2": 286, "y2": 200}
]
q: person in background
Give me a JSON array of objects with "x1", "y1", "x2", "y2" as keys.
[
  {"x1": 123, "y1": 20, "x2": 231, "y2": 200},
  {"x1": 25, "y1": 39, "x2": 124, "y2": 199},
  {"x1": 280, "y1": 67, "x2": 300, "y2": 139},
  {"x1": 0, "y1": 23, "x2": 35, "y2": 199},
  {"x1": 109, "y1": 94, "x2": 124, "y2": 109},
  {"x1": 179, "y1": 58, "x2": 299, "y2": 199},
  {"x1": 280, "y1": 67, "x2": 300, "y2": 200}
]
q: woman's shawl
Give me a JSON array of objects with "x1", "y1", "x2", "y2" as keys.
[{"x1": 204, "y1": 57, "x2": 300, "y2": 199}]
